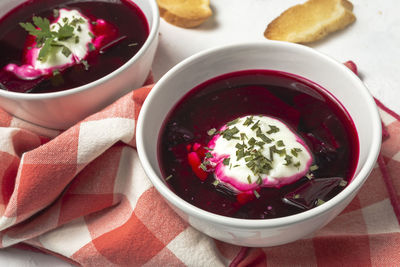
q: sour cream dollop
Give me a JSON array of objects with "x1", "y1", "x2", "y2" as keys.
[
  {"x1": 5, "y1": 9, "x2": 116, "y2": 80},
  {"x1": 207, "y1": 115, "x2": 313, "y2": 192}
]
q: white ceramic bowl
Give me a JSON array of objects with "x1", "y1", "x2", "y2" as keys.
[
  {"x1": 0, "y1": 0, "x2": 159, "y2": 129},
  {"x1": 136, "y1": 42, "x2": 381, "y2": 247}
]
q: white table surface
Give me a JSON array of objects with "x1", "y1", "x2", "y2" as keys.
[{"x1": 1, "y1": 0, "x2": 399, "y2": 265}]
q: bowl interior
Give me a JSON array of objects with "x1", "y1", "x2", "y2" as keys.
[{"x1": 142, "y1": 42, "x2": 379, "y2": 176}]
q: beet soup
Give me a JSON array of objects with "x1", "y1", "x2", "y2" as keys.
[
  {"x1": 0, "y1": 0, "x2": 149, "y2": 93},
  {"x1": 158, "y1": 70, "x2": 359, "y2": 219}
]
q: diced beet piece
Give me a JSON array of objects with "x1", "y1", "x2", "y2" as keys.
[
  {"x1": 187, "y1": 152, "x2": 208, "y2": 181},
  {"x1": 304, "y1": 133, "x2": 336, "y2": 156},
  {"x1": 192, "y1": 143, "x2": 207, "y2": 158},
  {"x1": 192, "y1": 143, "x2": 201, "y2": 151},
  {"x1": 283, "y1": 177, "x2": 345, "y2": 210},
  {"x1": 236, "y1": 191, "x2": 256, "y2": 205}
]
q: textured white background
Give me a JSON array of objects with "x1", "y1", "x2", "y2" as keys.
[{"x1": 1, "y1": 0, "x2": 399, "y2": 265}]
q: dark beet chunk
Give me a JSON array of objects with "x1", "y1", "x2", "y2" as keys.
[{"x1": 283, "y1": 177, "x2": 346, "y2": 210}]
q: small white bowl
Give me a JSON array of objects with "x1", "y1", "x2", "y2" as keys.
[
  {"x1": 136, "y1": 42, "x2": 381, "y2": 247},
  {"x1": 0, "y1": 0, "x2": 159, "y2": 129}
]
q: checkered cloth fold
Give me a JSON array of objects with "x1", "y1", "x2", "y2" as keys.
[{"x1": 0, "y1": 69, "x2": 399, "y2": 266}]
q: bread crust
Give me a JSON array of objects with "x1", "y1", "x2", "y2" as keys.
[
  {"x1": 157, "y1": 0, "x2": 212, "y2": 28},
  {"x1": 264, "y1": 0, "x2": 356, "y2": 43}
]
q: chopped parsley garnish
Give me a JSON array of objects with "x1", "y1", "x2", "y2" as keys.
[
  {"x1": 61, "y1": 46, "x2": 72, "y2": 57},
  {"x1": 88, "y1": 42, "x2": 96, "y2": 52},
  {"x1": 248, "y1": 137, "x2": 256, "y2": 147},
  {"x1": 216, "y1": 116, "x2": 307, "y2": 180},
  {"x1": 81, "y1": 60, "x2": 90, "y2": 70},
  {"x1": 222, "y1": 158, "x2": 230, "y2": 166},
  {"x1": 53, "y1": 9, "x2": 60, "y2": 18},
  {"x1": 339, "y1": 180, "x2": 348, "y2": 187},
  {"x1": 52, "y1": 69, "x2": 60, "y2": 76},
  {"x1": 199, "y1": 163, "x2": 207, "y2": 171},
  {"x1": 70, "y1": 17, "x2": 85, "y2": 27},
  {"x1": 250, "y1": 120, "x2": 260, "y2": 130},
  {"x1": 205, "y1": 152, "x2": 213, "y2": 159},
  {"x1": 235, "y1": 143, "x2": 246, "y2": 149},
  {"x1": 310, "y1": 164, "x2": 319, "y2": 171},
  {"x1": 306, "y1": 173, "x2": 314, "y2": 180},
  {"x1": 253, "y1": 190, "x2": 260, "y2": 199},
  {"x1": 222, "y1": 127, "x2": 239, "y2": 140},
  {"x1": 267, "y1": 125, "x2": 280, "y2": 134},
  {"x1": 255, "y1": 141, "x2": 265, "y2": 148},
  {"x1": 247, "y1": 175, "x2": 252, "y2": 184},
  {"x1": 56, "y1": 24, "x2": 75, "y2": 40},
  {"x1": 269, "y1": 145, "x2": 286, "y2": 159},
  {"x1": 243, "y1": 116, "x2": 254, "y2": 126},
  {"x1": 256, "y1": 129, "x2": 272, "y2": 143},
  {"x1": 207, "y1": 128, "x2": 217, "y2": 136},
  {"x1": 19, "y1": 14, "x2": 93, "y2": 63},
  {"x1": 284, "y1": 155, "x2": 293, "y2": 166},
  {"x1": 315, "y1": 199, "x2": 325, "y2": 206},
  {"x1": 276, "y1": 140, "x2": 285, "y2": 147},
  {"x1": 291, "y1": 148, "x2": 302, "y2": 157},
  {"x1": 236, "y1": 149, "x2": 245, "y2": 160},
  {"x1": 212, "y1": 180, "x2": 220, "y2": 186},
  {"x1": 227, "y1": 118, "x2": 239, "y2": 126}
]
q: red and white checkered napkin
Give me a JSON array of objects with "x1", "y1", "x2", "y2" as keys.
[{"x1": 0, "y1": 83, "x2": 399, "y2": 266}]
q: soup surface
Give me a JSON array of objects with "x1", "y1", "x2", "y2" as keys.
[
  {"x1": 158, "y1": 70, "x2": 359, "y2": 219},
  {"x1": 0, "y1": 0, "x2": 148, "y2": 93}
]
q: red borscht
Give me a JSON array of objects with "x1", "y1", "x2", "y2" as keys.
[
  {"x1": 0, "y1": 0, "x2": 149, "y2": 93},
  {"x1": 158, "y1": 70, "x2": 359, "y2": 219}
]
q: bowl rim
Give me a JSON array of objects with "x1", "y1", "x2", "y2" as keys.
[
  {"x1": 0, "y1": 0, "x2": 160, "y2": 99},
  {"x1": 136, "y1": 41, "x2": 382, "y2": 229}
]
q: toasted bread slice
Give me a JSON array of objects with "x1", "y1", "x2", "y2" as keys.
[
  {"x1": 157, "y1": 0, "x2": 212, "y2": 28},
  {"x1": 264, "y1": 0, "x2": 356, "y2": 43}
]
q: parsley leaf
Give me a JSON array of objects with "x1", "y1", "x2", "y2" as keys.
[
  {"x1": 222, "y1": 158, "x2": 230, "y2": 166},
  {"x1": 57, "y1": 24, "x2": 74, "y2": 40},
  {"x1": 32, "y1": 16, "x2": 51, "y2": 34},
  {"x1": 19, "y1": 22, "x2": 40, "y2": 36},
  {"x1": 19, "y1": 14, "x2": 94, "y2": 64},
  {"x1": 37, "y1": 38, "x2": 53, "y2": 62}
]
